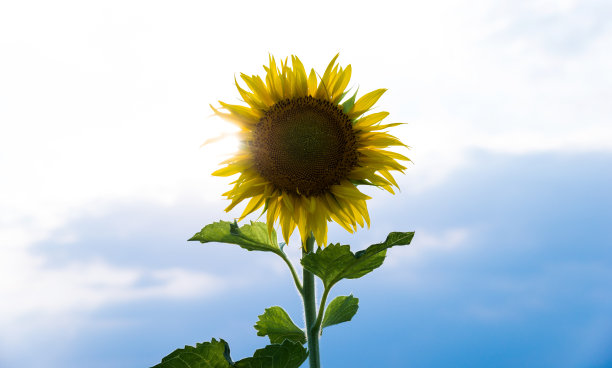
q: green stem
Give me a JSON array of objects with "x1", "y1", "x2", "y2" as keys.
[
  {"x1": 279, "y1": 252, "x2": 303, "y2": 295},
  {"x1": 313, "y1": 286, "x2": 331, "y2": 336},
  {"x1": 302, "y1": 235, "x2": 320, "y2": 368}
]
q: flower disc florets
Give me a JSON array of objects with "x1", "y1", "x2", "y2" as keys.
[{"x1": 253, "y1": 96, "x2": 358, "y2": 197}]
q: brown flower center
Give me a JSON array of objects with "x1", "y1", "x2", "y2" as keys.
[{"x1": 252, "y1": 96, "x2": 358, "y2": 197}]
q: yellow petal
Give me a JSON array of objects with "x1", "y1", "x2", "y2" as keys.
[
  {"x1": 307, "y1": 69, "x2": 318, "y2": 96},
  {"x1": 358, "y1": 122, "x2": 405, "y2": 132},
  {"x1": 332, "y1": 181, "x2": 371, "y2": 200},
  {"x1": 239, "y1": 195, "x2": 265, "y2": 220},
  {"x1": 359, "y1": 150, "x2": 408, "y2": 171},
  {"x1": 350, "y1": 199, "x2": 370, "y2": 228},
  {"x1": 379, "y1": 169, "x2": 400, "y2": 187},
  {"x1": 370, "y1": 149, "x2": 411, "y2": 162},
  {"x1": 234, "y1": 76, "x2": 266, "y2": 110},
  {"x1": 212, "y1": 164, "x2": 243, "y2": 177},
  {"x1": 315, "y1": 54, "x2": 339, "y2": 99},
  {"x1": 267, "y1": 198, "x2": 280, "y2": 229},
  {"x1": 360, "y1": 135, "x2": 407, "y2": 148},
  {"x1": 210, "y1": 104, "x2": 255, "y2": 129},
  {"x1": 344, "y1": 200, "x2": 364, "y2": 227},
  {"x1": 241, "y1": 74, "x2": 274, "y2": 106},
  {"x1": 218, "y1": 101, "x2": 261, "y2": 122},
  {"x1": 350, "y1": 89, "x2": 387, "y2": 118},
  {"x1": 331, "y1": 64, "x2": 351, "y2": 103},
  {"x1": 291, "y1": 55, "x2": 308, "y2": 97},
  {"x1": 265, "y1": 55, "x2": 283, "y2": 100},
  {"x1": 279, "y1": 200, "x2": 296, "y2": 243},
  {"x1": 355, "y1": 112, "x2": 390, "y2": 127}
]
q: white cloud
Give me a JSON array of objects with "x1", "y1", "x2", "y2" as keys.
[
  {"x1": 0, "y1": 244, "x2": 226, "y2": 321},
  {"x1": 385, "y1": 227, "x2": 471, "y2": 270},
  {"x1": 0, "y1": 241, "x2": 229, "y2": 352}
]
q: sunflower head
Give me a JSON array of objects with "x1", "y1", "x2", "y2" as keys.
[{"x1": 211, "y1": 54, "x2": 409, "y2": 248}]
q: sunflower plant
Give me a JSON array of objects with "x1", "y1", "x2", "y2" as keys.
[{"x1": 152, "y1": 55, "x2": 414, "y2": 368}]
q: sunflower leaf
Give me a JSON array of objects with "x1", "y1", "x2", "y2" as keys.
[
  {"x1": 234, "y1": 340, "x2": 308, "y2": 368},
  {"x1": 301, "y1": 231, "x2": 414, "y2": 289},
  {"x1": 152, "y1": 338, "x2": 233, "y2": 368},
  {"x1": 254, "y1": 306, "x2": 306, "y2": 344},
  {"x1": 321, "y1": 295, "x2": 359, "y2": 331},
  {"x1": 153, "y1": 339, "x2": 307, "y2": 368},
  {"x1": 189, "y1": 220, "x2": 281, "y2": 254}
]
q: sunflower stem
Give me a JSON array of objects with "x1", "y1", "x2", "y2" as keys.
[
  {"x1": 302, "y1": 235, "x2": 321, "y2": 368},
  {"x1": 279, "y1": 251, "x2": 303, "y2": 295},
  {"x1": 314, "y1": 286, "x2": 331, "y2": 336}
]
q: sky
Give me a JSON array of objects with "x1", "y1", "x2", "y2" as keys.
[{"x1": 1, "y1": 0, "x2": 611, "y2": 367}]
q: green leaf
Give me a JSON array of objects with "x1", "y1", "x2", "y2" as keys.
[
  {"x1": 321, "y1": 295, "x2": 359, "y2": 330},
  {"x1": 254, "y1": 306, "x2": 306, "y2": 344},
  {"x1": 234, "y1": 340, "x2": 308, "y2": 368},
  {"x1": 301, "y1": 231, "x2": 414, "y2": 289},
  {"x1": 152, "y1": 338, "x2": 233, "y2": 368},
  {"x1": 189, "y1": 221, "x2": 280, "y2": 254},
  {"x1": 153, "y1": 339, "x2": 306, "y2": 368}
]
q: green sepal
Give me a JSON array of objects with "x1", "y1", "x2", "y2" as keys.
[
  {"x1": 321, "y1": 295, "x2": 359, "y2": 330},
  {"x1": 349, "y1": 179, "x2": 376, "y2": 187},
  {"x1": 189, "y1": 221, "x2": 281, "y2": 254},
  {"x1": 152, "y1": 338, "x2": 233, "y2": 368},
  {"x1": 301, "y1": 231, "x2": 414, "y2": 289},
  {"x1": 341, "y1": 88, "x2": 359, "y2": 115},
  {"x1": 234, "y1": 340, "x2": 308, "y2": 368},
  {"x1": 254, "y1": 306, "x2": 306, "y2": 344},
  {"x1": 336, "y1": 89, "x2": 349, "y2": 103}
]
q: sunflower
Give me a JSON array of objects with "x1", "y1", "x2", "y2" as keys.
[{"x1": 210, "y1": 54, "x2": 409, "y2": 248}]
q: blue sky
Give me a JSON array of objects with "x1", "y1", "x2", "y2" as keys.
[{"x1": 1, "y1": 0, "x2": 611, "y2": 367}]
